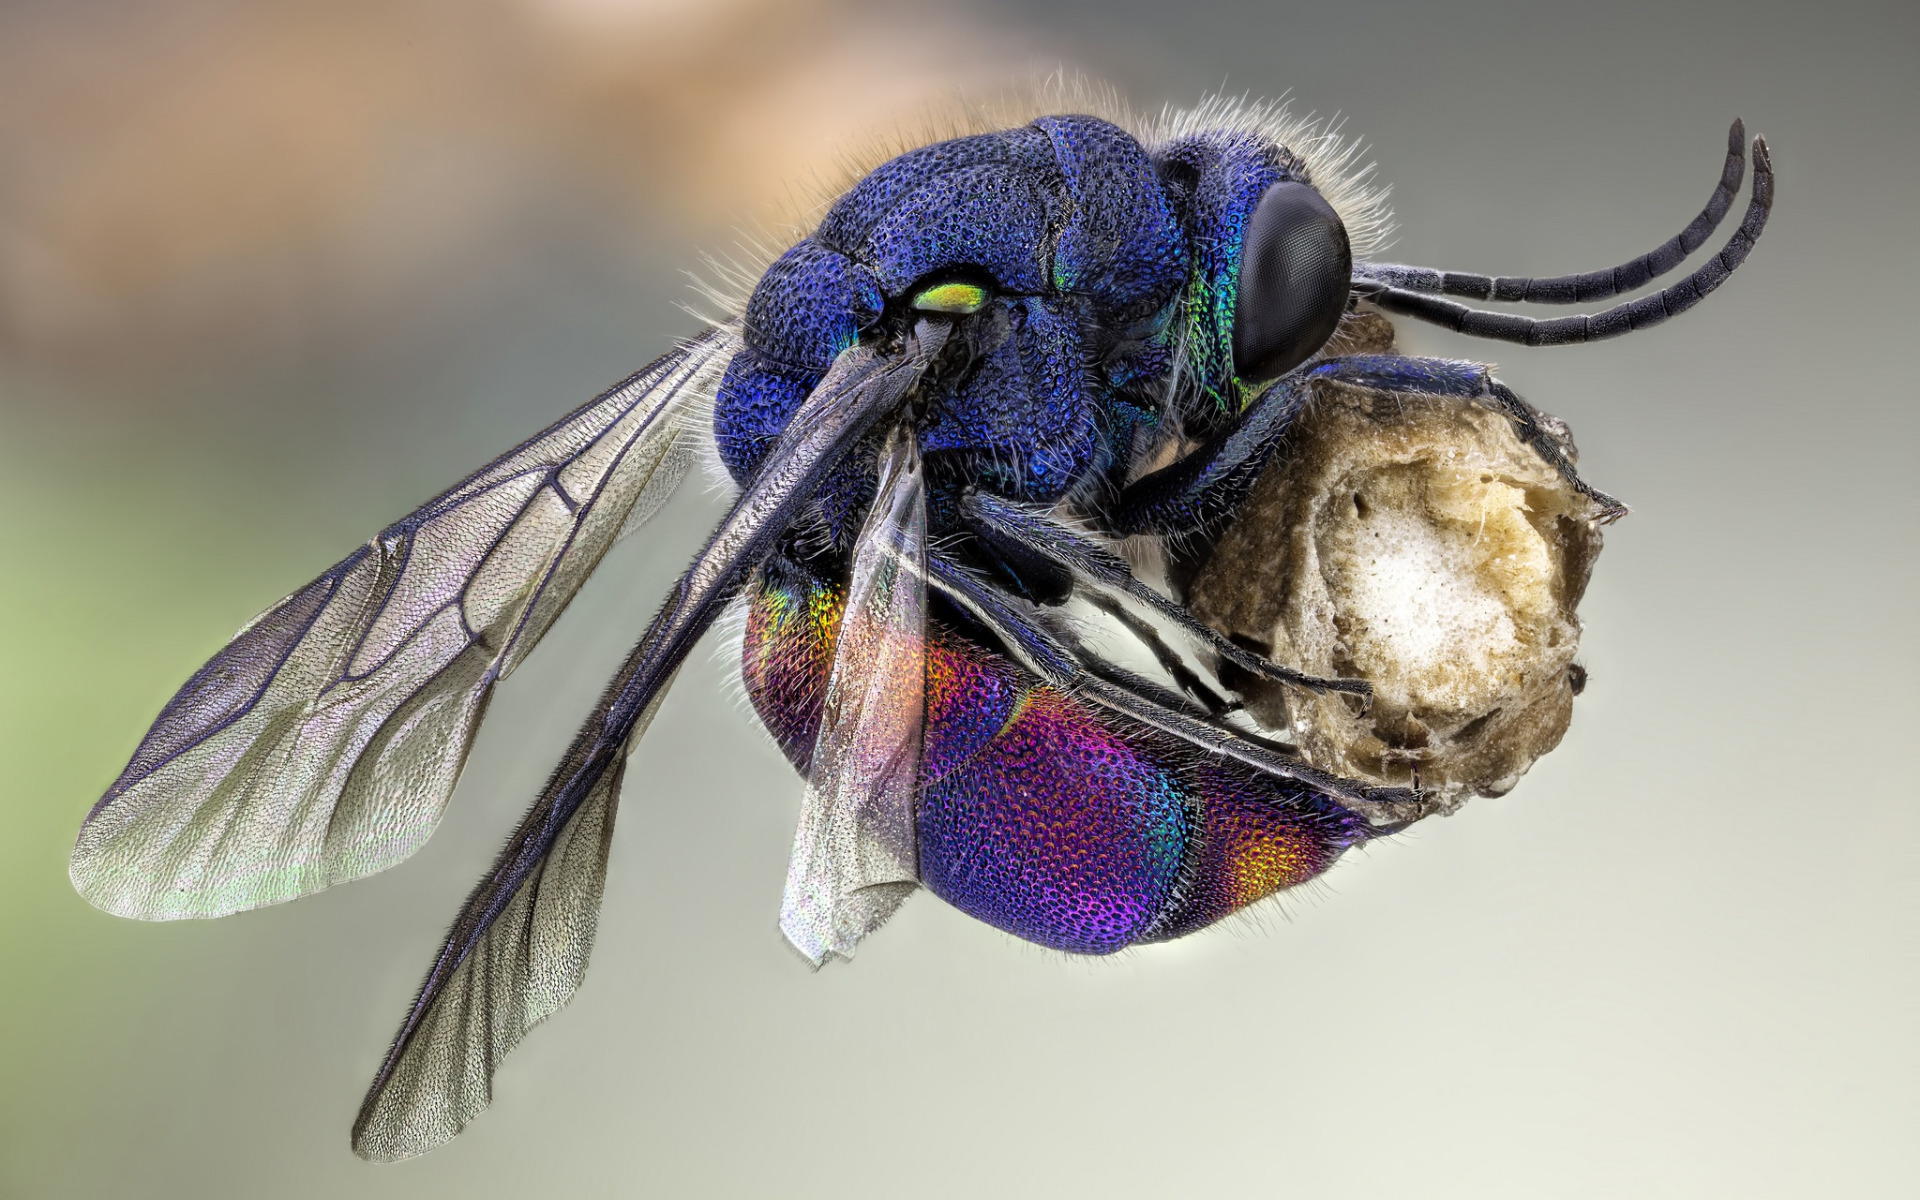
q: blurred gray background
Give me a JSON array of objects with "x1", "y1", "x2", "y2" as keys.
[{"x1": 2, "y1": 0, "x2": 1913, "y2": 1196}]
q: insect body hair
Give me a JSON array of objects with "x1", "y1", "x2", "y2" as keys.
[
  {"x1": 1142, "y1": 92, "x2": 1393, "y2": 259},
  {"x1": 685, "y1": 80, "x2": 1396, "y2": 321}
]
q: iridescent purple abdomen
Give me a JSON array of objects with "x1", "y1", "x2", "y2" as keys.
[{"x1": 742, "y1": 554, "x2": 1368, "y2": 954}]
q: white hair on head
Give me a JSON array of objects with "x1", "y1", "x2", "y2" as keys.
[
  {"x1": 1139, "y1": 92, "x2": 1394, "y2": 259},
  {"x1": 685, "y1": 76, "x2": 1395, "y2": 320},
  {"x1": 978, "y1": 73, "x2": 1395, "y2": 259}
]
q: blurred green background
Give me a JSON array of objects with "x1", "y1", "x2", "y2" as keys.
[{"x1": 2, "y1": 0, "x2": 1914, "y2": 1196}]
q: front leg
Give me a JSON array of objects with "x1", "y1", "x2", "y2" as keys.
[{"x1": 1110, "y1": 354, "x2": 1624, "y2": 538}]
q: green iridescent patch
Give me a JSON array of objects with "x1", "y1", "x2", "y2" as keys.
[{"x1": 910, "y1": 281, "x2": 989, "y2": 314}]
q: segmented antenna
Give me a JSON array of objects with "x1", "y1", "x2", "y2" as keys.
[{"x1": 1351, "y1": 124, "x2": 1773, "y2": 347}]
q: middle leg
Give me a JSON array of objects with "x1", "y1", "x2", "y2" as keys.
[{"x1": 960, "y1": 488, "x2": 1369, "y2": 698}]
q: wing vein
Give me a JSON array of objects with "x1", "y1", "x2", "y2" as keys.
[
  {"x1": 352, "y1": 325, "x2": 946, "y2": 1159},
  {"x1": 73, "y1": 330, "x2": 733, "y2": 921},
  {"x1": 94, "y1": 559, "x2": 357, "y2": 807}
]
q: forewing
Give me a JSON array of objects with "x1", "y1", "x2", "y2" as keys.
[
  {"x1": 72, "y1": 330, "x2": 733, "y2": 920},
  {"x1": 779, "y1": 424, "x2": 927, "y2": 967}
]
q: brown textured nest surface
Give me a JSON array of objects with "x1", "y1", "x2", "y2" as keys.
[{"x1": 1187, "y1": 313, "x2": 1608, "y2": 807}]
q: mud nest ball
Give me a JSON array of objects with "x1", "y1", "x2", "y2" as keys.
[{"x1": 1186, "y1": 313, "x2": 1610, "y2": 807}]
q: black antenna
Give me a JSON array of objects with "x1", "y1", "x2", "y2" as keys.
[
  {"x1": 1355, "y1": 121, "x2": 1749, "y2": 305},
  {"x1": 1351, "y1": 128, "x2": 1773, "y2": 347}
]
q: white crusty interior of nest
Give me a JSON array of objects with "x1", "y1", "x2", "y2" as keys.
[
  {"x1": 1187, "y1": 362, "x2": 1605, "y2": 805},
  {"x1": 1320, "y1": 454, "x2": 1571, "y2": 728}
]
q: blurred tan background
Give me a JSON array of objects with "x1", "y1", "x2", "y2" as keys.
[{"x1": 2, "y1": 0, "x2": 1913, "y2": 1196}]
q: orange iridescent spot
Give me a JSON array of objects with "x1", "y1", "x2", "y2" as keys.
[{"x1": 1220, "y1": 827, "x2": 1318, "y2": 910}]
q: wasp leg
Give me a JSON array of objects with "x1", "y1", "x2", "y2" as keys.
[
  {"x1": 1111, "y1": 354, "x2": 1624, "y2": 538},
  {"x1": 925, "y1": 552, "x2": 1425, "y2": 825},
  {"x1": 1483, "y1": 376, "x2": 1628, "y2": 520},
  {"x1": 1082, "y1": 593, "x2": 1238, "y2": 716},
  {"x1": 959, "y1": 488, "x2": 1369, "y2": 699}
]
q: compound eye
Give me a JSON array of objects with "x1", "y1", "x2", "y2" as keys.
[
  {"x1": 911, "y1": 279, "x2": 991, "y2": 315},
  {"x1": 1231, "y1": 182, "x2": 1352, "y2": 382}
]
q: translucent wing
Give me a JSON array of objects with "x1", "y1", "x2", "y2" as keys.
[
  {"x1": 779, "y1": 423, "x2": 927, "y2": 966},
  {"x1": 348, "y1": 674, "x2": 673, "y2": 1161},
  {"x1": 71, "y1": 330, "x2": 734, "y2": 920},
  {"x1": 350, "y1": 328, "x2": 950, "y2": 1161}
]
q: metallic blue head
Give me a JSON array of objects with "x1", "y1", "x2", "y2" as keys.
[{"x1": 712, "y1": 113, "x2": 1347, "y2": 543}]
